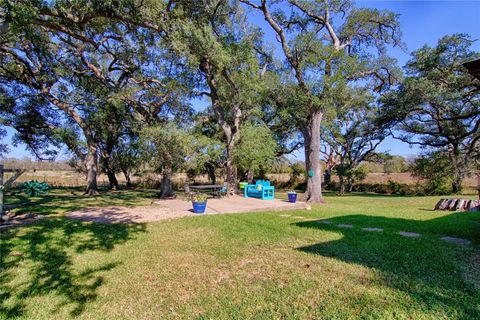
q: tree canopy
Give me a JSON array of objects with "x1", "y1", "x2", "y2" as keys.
[
  {"x1": 382, "y1": 34, "x2": 480, "y2": 192},
  {"x1": 240, "y1": 0, "x2": 403, "y2": 202},
  {"x1": 0, "y1": 1, "x2": 478, "y2": 199}
]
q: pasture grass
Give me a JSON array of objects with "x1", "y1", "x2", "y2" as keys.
[{"x1": 1, "y1": 189, "x2": 479, "y2": 319}]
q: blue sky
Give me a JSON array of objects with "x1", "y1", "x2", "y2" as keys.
[
  {"x1": 361, "y1": 0, "x2": 480, "y2": 158},
  {"x1": 2, "y1": 0, "x2": 479, "y2": 160}
]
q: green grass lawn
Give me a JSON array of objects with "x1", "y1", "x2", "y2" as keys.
[{"x1": 1, "y1": 189, "x2": 479, "y2": 319}]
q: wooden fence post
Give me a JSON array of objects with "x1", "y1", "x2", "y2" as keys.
[
  {"x1": 0, "y1": 164, "x2": 4, "y2": 215},
  {"x1": 477, "y1": 174, "x2": 480, "y2": 200}
]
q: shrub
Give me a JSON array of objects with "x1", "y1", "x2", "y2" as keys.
[
  {"x1": 291, "y1": 163, "x2": 306, "y2": 177},
  {"x1": 186, "y1": 167, "x2": 198, "y2": 181},
  {"x1": 383, "y1": 156, "x2": 408, "y2": 174},
  {"x1": 353, "y1": 182, "x2": 416, "y2": 195},
  {"x1": 421, "y1": 180, "x2": 453, "y2": 196},
  {"x1": 353, "y1": 165, "x2": 369, "y2": 182},
  {"x1": 410, "y1": 153, "x2": 454, "y2": 195},
  {"x1": 324, "y1": 180, "x2": 337, "y2": 191},
  {"x1": 286, "y1": 163, "x2": 306, "y2": 189},
  {"x1": 20, "y1": 180, "x2": 50, "y2": 197},
  {"x1": 386, "y1": 180, "x2": 410, "y2": 195}
]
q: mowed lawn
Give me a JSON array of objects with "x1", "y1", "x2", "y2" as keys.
[{"x1": 1, "y1": 190, "x2": 480, "y2": 319}]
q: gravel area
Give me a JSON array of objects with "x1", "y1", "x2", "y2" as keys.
[
  {"x1": 67, "y1": 196, "x2": 309, "y2": 224},
  {"x1": 66, "y1": 206, "x2": 185, "y2": 223}
]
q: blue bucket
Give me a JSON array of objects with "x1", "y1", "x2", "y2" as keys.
[
  {"x1": 192, "y1": 201, "x2": 207, "y2": 214},
  {"x1": 288, "y1": 193, "x2": 297, "y2": 203}
]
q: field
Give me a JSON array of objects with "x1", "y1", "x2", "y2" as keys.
[
  {"x1": 4, "y1": 170, "x2": 130, "y2": 188},
  {"x1": 1, "y1": 189, "x2": 479, "y2": 319},
  {"x1": 4, "y1": 170, "x2": 478, "y2": 190}
]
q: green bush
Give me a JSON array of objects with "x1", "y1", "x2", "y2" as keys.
[
  {"x1": 286, "y1": 163, "x2": 306, "y2": 189},
  {"x1": 291, "y1": 163, "x2": 306, "y2": 177},
  {"x1": 386, "y1": 180, "x2": 417, "y2": 195},
  {"x1": 330, "y1": 177, "x2": 454, "y2": 196},
  {"x1": 352, "y1": 182, "x2": 416, "y2": 195},
  {"x1": 353, "y1": 165, "x2": 369, "y2": 182},
  {"x1": 410, "y1": 152, "x2": 454, "y2": 195},
  {"x1": 19, "y1": 180, "x2": 50, "y2": 197},
  {"x1": 324, "y1": 180, "x2": 337, "y2": 191},
  {"x1": 421, "y1": 180, "x2": 453, "y2": 196},
  {"x1": 383, "y1": 156, "x2": 408, "y2": 174}
]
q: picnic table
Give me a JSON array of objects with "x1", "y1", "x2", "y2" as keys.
[{"x1": 189, "y1": 184, "x2": 224, "y2": 196}]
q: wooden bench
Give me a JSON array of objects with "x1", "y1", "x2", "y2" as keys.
[{"x1": 243, "y1": 180, "x2": 275, "y2": 200}]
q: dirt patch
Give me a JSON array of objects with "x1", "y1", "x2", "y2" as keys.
[
  {"x1": 66, "y1": 206, "x2": 187, "y2": 223},
  {"x1": 0, "y1": 212, "x2": 45, "y2": 229},
  {"x1": 66, "y1": 197, "x2": 308, "y2": 224}
]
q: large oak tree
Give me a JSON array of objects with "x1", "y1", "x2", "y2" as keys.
[
  {"x1": 321, "y1": 87, "x2": 388, "y2": 194},
  {"x1": 0, "y1": 0, "x2": 187, "y2": 195},
  {"x1": 382, "y1": 34, "x2": 480, "y2": 193},
  {"x1": 241, "y1": 0, "x2": 402, "y2": 202},
  {"x1": 169, "y1": 0, "x2": 269, "y2": 194}
]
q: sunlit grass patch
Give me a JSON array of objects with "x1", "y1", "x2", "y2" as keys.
[{"x1": 1, "y1": 190, "x2": 479, "y2": 319}]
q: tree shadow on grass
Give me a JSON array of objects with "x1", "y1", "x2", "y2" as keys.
[
  {"x1": 323, "y1": 192, "x2": 417, "y2": 198},
  {"x1": 314, "y1": 211, "x2": 480, "y2": 242},
  {"x1": 5, "y1": 189, "x2": 159, "y2": 216},
  {"x1": 295, "y1": 213, "x2": 480, "y2": 318},
  {"x1": 0, "y1": 218, "x2": 146, "y2": 318}
]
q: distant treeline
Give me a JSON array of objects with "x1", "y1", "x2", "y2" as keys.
[
  {"x1": 0, "y1": 158, "x2": 73, "y2": 171},
  {"x1": 0, "y1": 156, "x2": 414, "y2": 174},
  {"x1": 268, "y1": 156, "x2": 413, "y2": 175}
]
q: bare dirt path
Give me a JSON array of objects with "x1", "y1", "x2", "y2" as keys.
[
  {"x1": 66, "y1": 196, "x2": 309, "y2": 224},
  {"x1": 66, "y1": 205, "x2": 185, "y2": 223}
]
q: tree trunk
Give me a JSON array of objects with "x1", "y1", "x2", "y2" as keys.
[
  {"x1": 106, "y1": 168, "x2": 119, "y2": 191},
  {"x1": 452, "y1": 175, "x2": 463, "y2": 194},
  {"x1": 449, "y1": 147, "x2": 465, "y2": 194},
  {"x1": 247, "y1": 167, "x2": 254, "y2": 184},
  {"x1": 451, "y1": 162, "x2": 464, "y2": 194},
  {"x1": 301, "y1": 111, "x2": 324, "y2": 203},
  {"x1": 123, "y1": 170, "x2": 132, "y2": 189},
  {"x1": 44, "y1": 93, "x2": 99, "y2": 195},
  {"x1": 200, "y1": 57, "x2": 240, "y2": 196},
  {"x1": 225, "y1": 143, "x2": 238, "y2": 195},
  {"x1": 477, "y1": 174, "x2": 480, "y2": 200},
  {"x1": 205, "y1": 163, "x2": 216, "y2": 185},
  {"x1": 85, "y1": 144, "x2": 99, "y2": 195},
  {"x1": 348, "y1": 176, "x2": 354, "y2": 193},
  {"x1": 159, "y1": 166, "x2": 173, "y2": 198},
  {"x1": 101, "y1": 154, "x2": 119, "y2": 191},
  {"x1": 324, "y1": 147, "x2": 338, "y2": 187},
  {"x1": 324, "y1": 169, "x2": 332, "y2": 186},
  {"x1": 339, "y1": 175, "x2": 345, "y2": 195}
]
